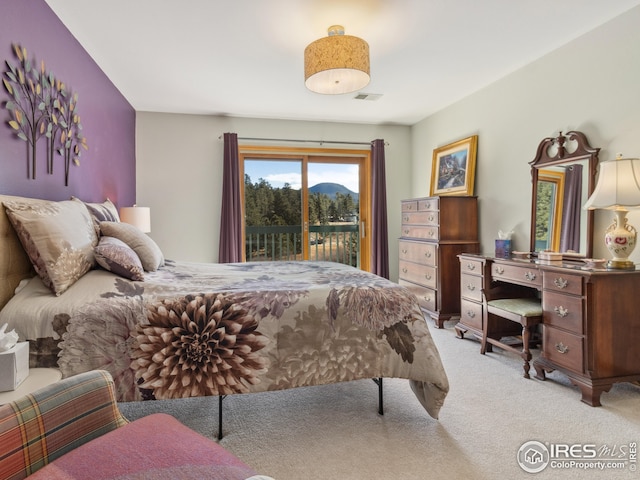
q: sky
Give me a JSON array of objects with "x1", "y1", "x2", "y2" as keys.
[{"x1": 244, "y1": 160, "x2": 359, "y2": 192}]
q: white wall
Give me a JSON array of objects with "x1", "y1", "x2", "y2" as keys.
[
  {"x1": 135, "y1": 114, "x2": 411, "y2": 278},
  {"x1": 411, "y1": 6, "x2": 640, "y2": 264}
]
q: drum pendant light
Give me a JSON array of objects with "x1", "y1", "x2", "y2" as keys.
[{"x1": 304, "y1": 25, "x2": 370, "y2": 95}]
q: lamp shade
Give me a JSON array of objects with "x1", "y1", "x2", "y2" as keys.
[
  {"x1": 584, "y1": 157, "x2": 640, "y2": 210},
  {"x1": 304, "y1": 25, "x2": 370, "y2": 95},
  {"x1": 120, "y1": 206, "x2": 151, "y2": 233}
]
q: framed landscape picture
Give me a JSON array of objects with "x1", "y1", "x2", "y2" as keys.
[{"x1": 429, "y1": 135, "x2": 478, "y2": 196}]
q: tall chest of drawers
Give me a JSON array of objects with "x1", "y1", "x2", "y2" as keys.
[{"x1": 398, "y1": 196, "x2": 479, "y2": 328}]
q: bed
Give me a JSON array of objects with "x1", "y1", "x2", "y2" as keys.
[{"x1": 0, "y1": 194, "x2": 449, "y2": 424}]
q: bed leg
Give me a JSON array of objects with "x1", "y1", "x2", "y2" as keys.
[
  {"x1": 373, "y1": 377, "x2": 384, "y2": 415},
  {"x1": 218, "y1": 395, "x2": 225, "y2": 440}
]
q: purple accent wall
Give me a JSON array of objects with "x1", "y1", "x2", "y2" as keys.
[{"x1": 0, "y1": 0, "x2": 135, "y2": 208}]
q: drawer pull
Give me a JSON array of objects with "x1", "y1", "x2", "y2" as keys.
[
  {"x1": 424, "y1": 251, "x2": 432, "y2": 258},
  {"x1": 403, "y1": 229, "x2": 410, "y2": 235},
  {"x1": 555, "y1": 342, "x2": 569, "y2": 354},
  {"x1": 466, "y1": 311, "x2": 476, "y2": 318},
  {"x1": 403, "y1": 215, "x2": 409, "y2": 222},
  {"x1": 428, "y1": 231, "x2": 435, "y2": 237},
  {"x1": 495, "y1": 266, "x2": 505, "y2": 274},
  {"x1": 466, "y1": 263, "x2": 476, "y2": 271},
  {"x1": 401, "y1": 249, "x2": 407, "y2": 254},
  {"x1": 554, "y1": 277, "x2": 568, "y2": 289},
  {"x1": 466, "y1": 284, "x2": 476, "y2": 291},
  {"x1": 423, "y1": 295, "x2": 432, "y2": 302},
  {"x1": 525, "y1": 271, "x2": 537, "y2": 281},
  {"x1": 554, "y1": 306, "x2": 569, "y2": 317},
  {"x1": 402, "y1": 268, "x2": 408, "y2": 273},
  {"x1": 428, "y1": 214, "x2": 435, "y2": 222},
  {"x1": 424, "y1": 274, "x2": 432, "y2": 280}
]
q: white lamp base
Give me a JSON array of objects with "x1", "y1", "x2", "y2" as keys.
[{"x1": 604, "y1": 209, "x2": 637, "y2": 270}]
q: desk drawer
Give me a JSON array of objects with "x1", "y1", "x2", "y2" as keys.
[
  {"x1": 492, "y1": 263, "x2": 542, "y2": 288},
  {"x1": 399, "y1": 260, "x2": 437, "y2": 288},
  {"x1": 460, "y1": 298, "x2": 482, "y2": 331},
  {"x1": 543, "y1": 291, "x2": 583, "y2": 334},
  {"x1": 401, "y1": 211, "x2": 438, "y2": 226},
  {"x1": 543, "y1": 326, "x2": 584, "y2": 374},
  {"x1": 399, "y1": 280, "x2": 437, "y2": 312},
  {"x1": 460, "y1": 257, "x2": 483, "y2": 276},
  {"x1": 543, "y1": 271, "x2": 583, "y2": 296},
  {"x1": 400, "y1": 225, "x2": 439, "y2": 241},
  {"x1": 461, "y1": 273, "x2": 483, "y2": 302},
  {"x1": 399, "y1": 240, "x2": 436, "y2": 266}
]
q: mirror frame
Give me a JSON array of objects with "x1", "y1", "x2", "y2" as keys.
[{"x1": 529, "y1": 131, "x2": 600, "y2": 258}]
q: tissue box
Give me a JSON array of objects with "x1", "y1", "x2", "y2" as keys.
[
  {"x1": 495, "y1": 239, "x2": 512, "y2": 258},
  {"x1": 0, "y1": 341, "x2": 29, "y2": 391}
]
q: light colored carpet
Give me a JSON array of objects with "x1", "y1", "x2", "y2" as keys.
[{"x1": 119, "y1": 318, "x2": 640, "y2": 479}]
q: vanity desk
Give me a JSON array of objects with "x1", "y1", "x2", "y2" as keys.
[{"x1": 457, "y1": 252, "x2": 640, "y2": 406}]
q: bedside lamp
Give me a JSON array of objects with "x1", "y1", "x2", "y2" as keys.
[
  {"x1": 120, "y1": 205, "x2": 151, "y2": 233},
  {"x1": 584, "y1": 155, "x2": 640, "y2": 270}
]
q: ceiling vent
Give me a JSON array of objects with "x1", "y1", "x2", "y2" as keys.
[{"x1": 354, "y1": 93, "x2": 382, "y2": 101}]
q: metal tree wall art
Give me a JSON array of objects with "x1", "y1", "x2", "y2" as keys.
[{"x1": 2, "y1": 44, "x2": 88, "y2": 185}]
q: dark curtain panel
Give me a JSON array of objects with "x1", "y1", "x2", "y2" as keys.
[
  {"x1": 371, "y1": 139, "x2": 389, "y2": 279},
  {"x1": 218, "y1": 133, "x2": 242, "y2": 263},
  {"x1": 560, "y1": 164, "x2": 583, "y2": 252}
]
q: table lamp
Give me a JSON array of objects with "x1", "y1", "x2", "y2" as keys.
[
  {"x1": 583, "y1": 155, "x2": 640, "y2": 270},
  {"x1": 120, "y1": 205, "x2": 151, "y2": 233}
]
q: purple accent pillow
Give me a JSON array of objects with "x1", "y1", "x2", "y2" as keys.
[
  {"x1": 94, "y1": 236, "x2": 144, "y2": 281},
  {"x1": 72, "y1": 197, "x2": 120, "y2": 236},
  {"x1": 83, "y1": 199, "x2": 120, "y2": 222}
]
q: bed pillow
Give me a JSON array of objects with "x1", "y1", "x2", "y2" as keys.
[
  {"x1": 4, "y1": 199, "x2": 98, "y2": 295},
  {"x1": 83, "y1": 198, "x2": 120, "y2": 222},
  {"x1": 94, "y1": 236, "x2": 144, "y2": 281},
  {"x1": 99, "y1": 221, "x2": 164, "y2": 272},
  {"x1": 72, "y1": 197, "x2": 120, "y2": 235}
]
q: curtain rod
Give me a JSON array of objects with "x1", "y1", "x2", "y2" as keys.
[{"x1": 218, "y1": 135, "x2": 388, "y2": 146}]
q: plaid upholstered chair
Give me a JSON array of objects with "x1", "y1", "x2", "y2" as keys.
[
  {"x1": 0, "y1": 370, "x2": 266, "y2": 480},
  {"x1": 0, "y1": 370, "x2": 128, "y2": 479}
]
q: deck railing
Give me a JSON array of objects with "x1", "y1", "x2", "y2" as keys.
[{"x1": 245, "y1": 224, "x2": 360, "y2": 267}]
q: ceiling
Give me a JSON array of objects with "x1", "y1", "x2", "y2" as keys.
[{"x1": 45, "y1": 0, "x2": 640, "y2": 126}]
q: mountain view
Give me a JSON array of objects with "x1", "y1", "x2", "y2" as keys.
[
  {"x1": 244, "y1": 177, "x2": 360, "y2": 265},
  {"x1": 244, "y1": 176, "x2": 359, "y2": 228},
  {"x1": 309, "y1": 182, "x2": 359, "y2": 202}
]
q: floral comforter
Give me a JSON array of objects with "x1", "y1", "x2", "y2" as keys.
[{"x1": 0, "y1": 260, "x2": 449, "y2": 418}]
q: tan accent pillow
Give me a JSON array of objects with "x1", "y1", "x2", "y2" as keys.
[
  {"x1": 4, "y1": 199, "x2": 98, "y2": 295},
  {"x1": 99, "y1": 221, "x2": 164, "y2": 271},
  {"x1": 94, "y1": 236, "x2": 144, "y2": 281}
]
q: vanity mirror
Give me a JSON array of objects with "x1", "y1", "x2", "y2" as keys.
[{"x1": 529, "y1": 131, "x2": 599, "y2": 258}]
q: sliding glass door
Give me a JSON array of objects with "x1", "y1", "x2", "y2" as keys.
[
  {"x1": 243, "y1": 158, "x2": 303, "y2": 261},
  {"x1": 241, "y1": 148, "x2": 370, "y2": 270}
]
